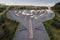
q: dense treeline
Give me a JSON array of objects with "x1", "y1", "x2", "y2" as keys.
[
  {"x1": 9, "y1": 6, "x2": 48, "y2": 10},
  {"x1": 51, "y1": 2, "x2": 60, "y2": 14}
]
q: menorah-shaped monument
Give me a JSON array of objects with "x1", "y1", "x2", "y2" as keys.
[{"x1": 7, "y1": 9, "x2": 55, "y2": 40}]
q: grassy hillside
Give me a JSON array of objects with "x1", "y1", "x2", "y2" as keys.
[
  {"x1": 0, "y1": 5, "x2": 19, "y2": 40},
  {"x1": 43, "y1": 2, "x2": 60, "y2": 40}
]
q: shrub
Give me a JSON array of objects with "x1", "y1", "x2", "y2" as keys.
[
  {"x1": 0, "y1": 17, "x2": 5, "y2": 24},
  {"x1": 0, "y1": 7, "x2": 6, "y2": 13},
  {"x1": 2, "y1": 25, "x2": 10, "y2": 38}
]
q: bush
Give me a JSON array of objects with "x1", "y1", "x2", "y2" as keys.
[
  {"x1": 0, "y1": 7, "x2": 6, "y2": 13},
  {"x1": 0, "y1": 28, "x2": 4, "y2": 39},
  {"x1": 51, "y1": 20, "x2": 60, "y2": 29},
  {"x1": 2, "y1": 25, "x2": 10, "y2": 38},
  {"x1": 44, "y1": 23, "x2": 54, "y2": 40},
  {"x1": 0, "y1": 17, "x2": 5, "y2": 24}
]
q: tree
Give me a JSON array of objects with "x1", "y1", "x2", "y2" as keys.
[{"x1": 51, "y1": 2, "x2": 60, "y2": 14}]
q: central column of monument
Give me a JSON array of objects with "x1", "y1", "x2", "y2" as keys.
[{"x1": 28, "y1": 16, "x2": 33, "y2": 39}]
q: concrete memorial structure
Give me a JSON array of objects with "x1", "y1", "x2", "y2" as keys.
[{"x1": 7, "y1": 9, "x2": 55, "y2": 40}]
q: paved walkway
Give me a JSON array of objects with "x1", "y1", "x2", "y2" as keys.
[{"x1": 7, "y1": 10, "x2": 55, "y2": 40}]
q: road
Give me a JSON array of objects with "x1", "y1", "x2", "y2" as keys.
[{"x1": 7, "y1": 10, "x2": 55, "y2": 40}]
